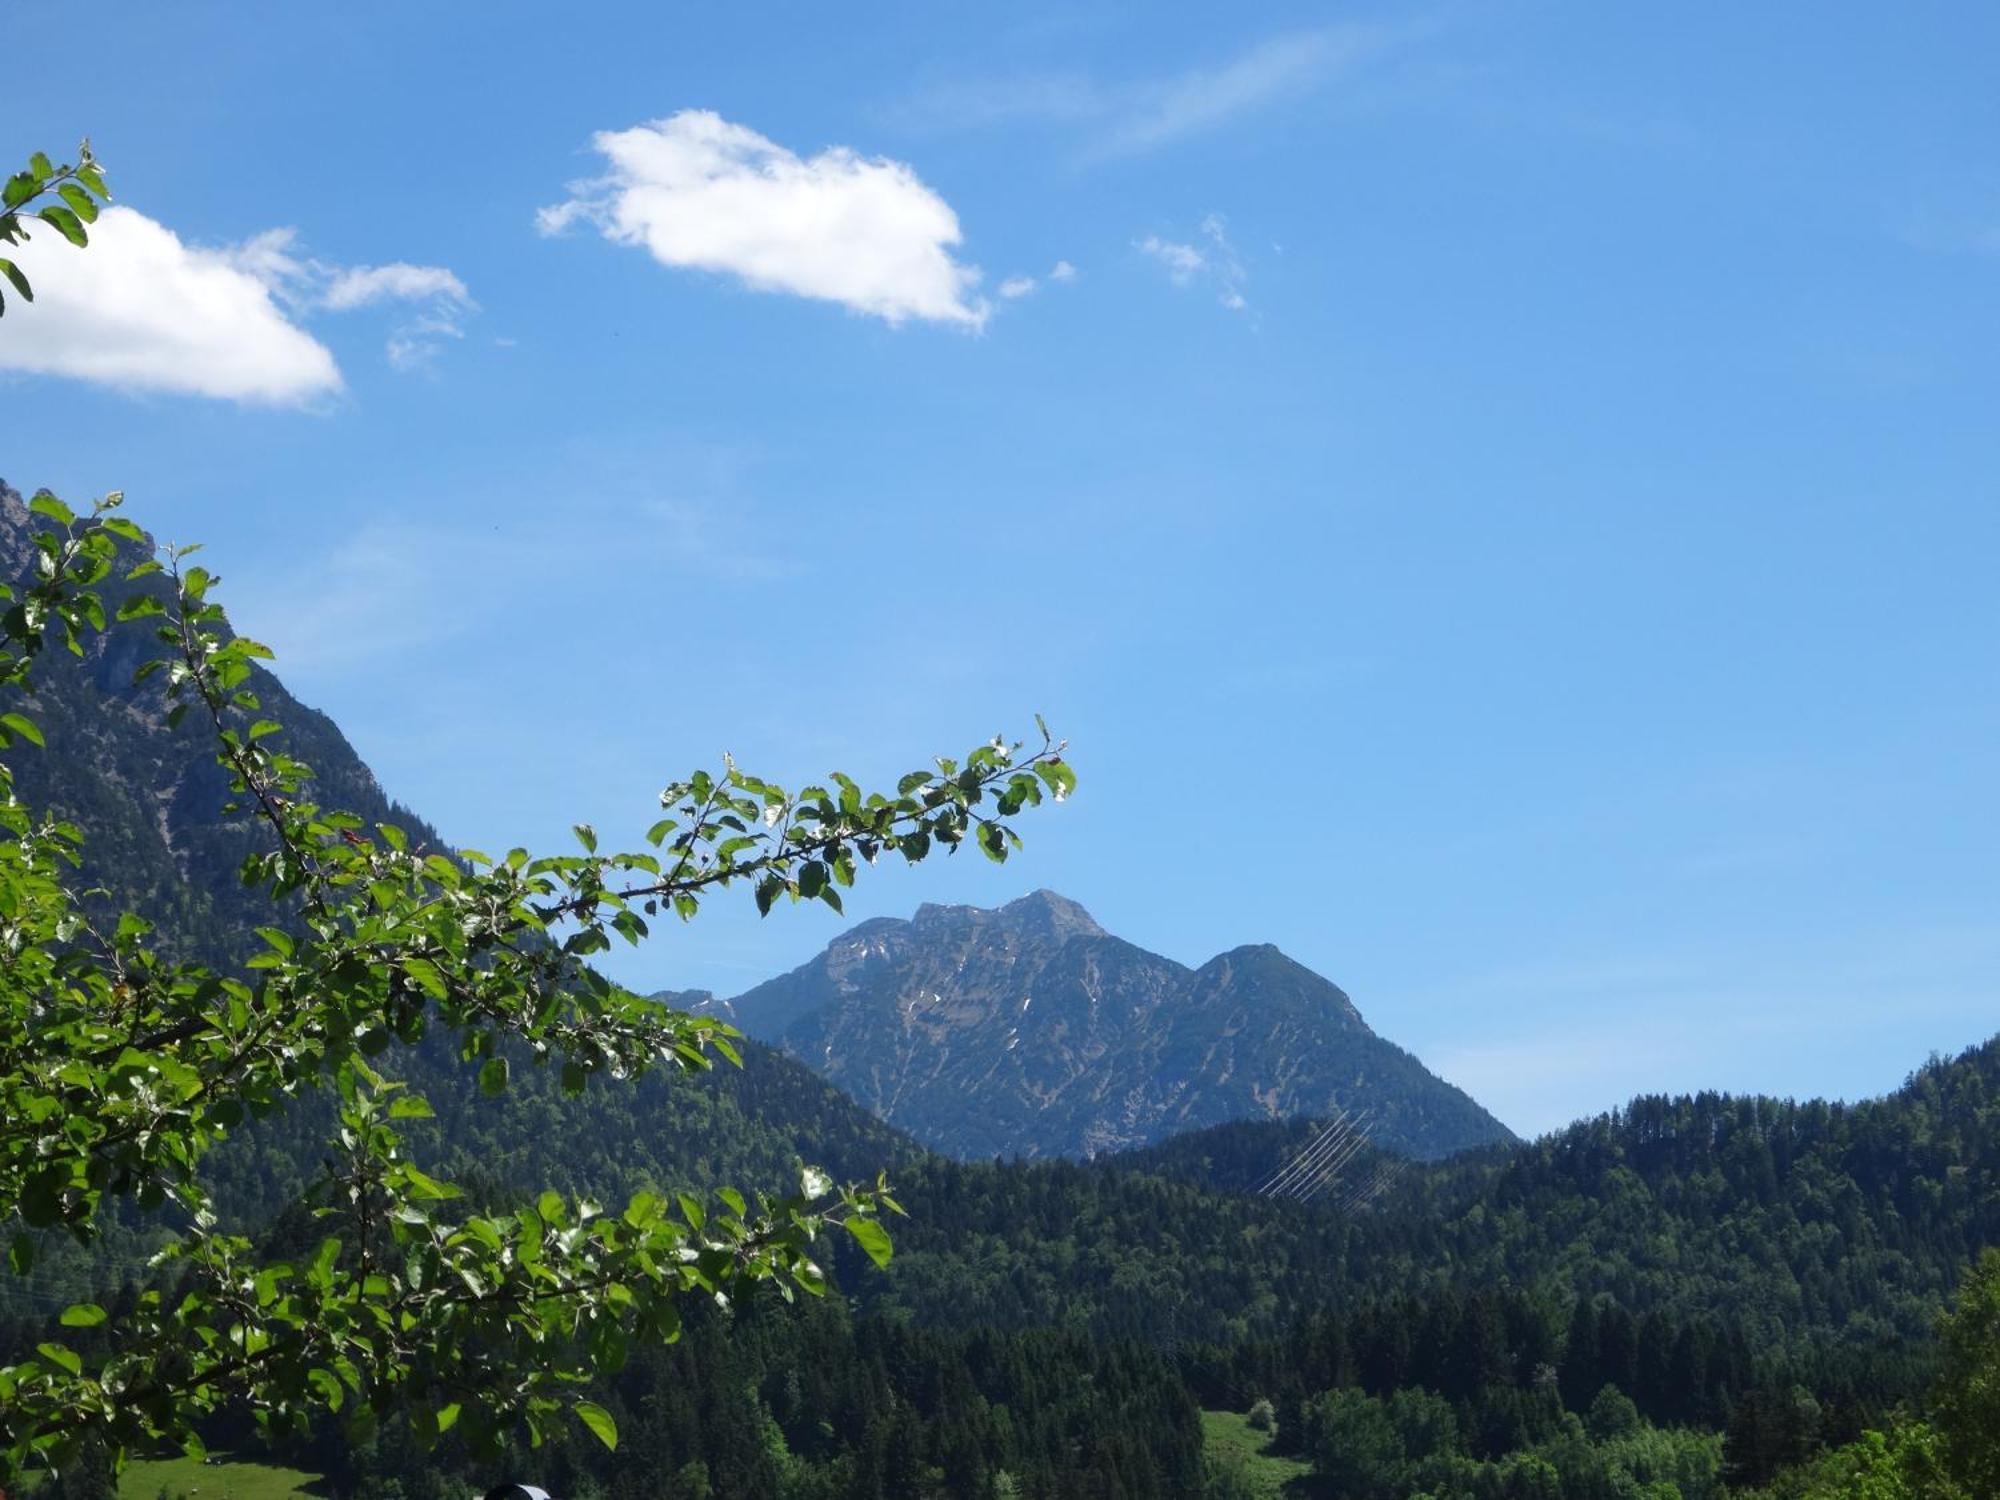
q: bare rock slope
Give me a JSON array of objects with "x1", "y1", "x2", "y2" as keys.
[{"x1": 696, "y1": 890, "x2": 1512, "y2": 1160}]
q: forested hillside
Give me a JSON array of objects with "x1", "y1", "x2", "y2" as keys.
[
  {"x1": 1114, "y1": 1045, "x2": 2000, "y2": 1350},
  {"x1": 0, "y1": 481, "x2": 438, "y2": 960},
  {"x1": 249, "y1": 1039, "x2": 1993, "y2": 1500}
]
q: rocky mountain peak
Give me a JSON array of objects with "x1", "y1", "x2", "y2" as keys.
[
  {"x1": 908, "y1": 888, "x2": 1107, "y2": 943},
  {"x1": 716, "y1": 891, "x2": 1511, "y2": 1161},
  {"x1": 1000, "y1": 887, "x2": 1107, "y2": 937}
]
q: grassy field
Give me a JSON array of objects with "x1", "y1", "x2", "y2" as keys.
[
  {"x1": 118, "y1": 1457, "x2": 326, "y2": 1500},
  {"x1": 1201, "y1": 1408, "x2": 1314, "y2": 1499}
]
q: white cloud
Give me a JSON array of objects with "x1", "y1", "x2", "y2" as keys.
[
  {"x1": 220, "y1": 227, "x2": 314, "y2": 294},
  {"x1": 0, "y1": 207, "x2": 342, "y2": 404},
  {"x1": 1136, "y1": 236, "x2": 1206, "y2": 285},
  {"x1": 219, "y1": 229, "x2": 474, "y2": 369},
  {"x1": 0, "y1": 209, "x2": 475, "y2": 401},
  {"x1": 322, "y1": 262, "x2": 470, "y2": 310},
  {"x1": 991, "y1": 258, "x2": 1081, "y2": 304},
  {"x1": 539, "y1": 110, "x2": 988, "y2": 328},
  {"x1": 386, "y1": 313, "x2": 466, "y2": 371},
  {"x1": 1137, "y1": 215, "x2": 1250, "y2": 313}
]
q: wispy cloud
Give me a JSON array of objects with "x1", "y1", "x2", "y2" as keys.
[
  {"x1": 231, "y1": 491, "x2": 800, "y2": 676},
  {"x1": 1136, "y1": 215, "x2": 1249, "y2": 312},
  {"x1": 895, "y1": 69, "x2": 1109, "y2": 133},
  {"x1": 894, "y1": 24, "x2": 1399, "y2": 161},
  {"x1": 1135, "y1": 236, "x2": 1205, "y2": 284},
  {"x1": 991, "y1": 260, "x2": 1080, "y2": 303},
  {"x1": 321, "y1": 262, "x2": 471, "y2": 310},
  {"x1": 1094, "y1": 27, "x2": 1388, "y2": 158},
  {"x1": 225, "y1": 229, "x2": 476, "y2": 371},
  {"x1": 539, "y1": 110, "x2": 988, "y2": 328}
]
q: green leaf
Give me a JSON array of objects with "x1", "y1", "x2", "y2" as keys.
[
  {"x1": 28, "y1": 492, "x2": 74, "y2": 524},
  {"x1": 8, "y1": 1234, "x2": 32, "y2": 1276},
  {"x1": 402, "y1": 1165, "x2": 460, "y2": 1201},
  {"x1": 754, "y1": 873, "x2": 784, "y2": 916},
  {"x1": 56, "y1": 183, "x2": 98, "y2": 224},
  {"x1": 478, "y1": 1056, "x2": 509, "y2": 1098},
  {"x1": 388, "y1": 1095, "x2": 434, "y2": 1119},
  {"x1": 0, "y1": 712, "x2": 44, "y2": 747},
  {"x1": 399, "y1": 957, "x2": 448, "y2": 999},
  {"x1": 844, "y1": 1216, "x2": 894, "y2": 1269},
  {"x1": 574, "y1": 1400, "x2": 619, "y2": 1451},
  {"x1": 37, "y1": 204, "x2": 87, "y2": 246},
  {"x1": 311, "y1": 1237, "x2": 341, "y2": 1283},
  {"x1": 3, "y1": 173, "x2": 37, "y2": 210},
  {"x1": 28, "y1": 152, "x2": 54, "y2": 182},
  {"x1": 59, "y1": 1302, "x2": 106, "y2": 1327},
  {"x1": 36, "y1": 1342, "x2": 81, "y2": 1376},
  {"x1": 801, "y1": 1165, "x2": 832, "y2": 1199},
  {"x1": 0, "y1": 257, "x2": 30, "y2": 302},
  {"x1": 1037, "y1": 758, "x2": 1077, "y2": 800}
]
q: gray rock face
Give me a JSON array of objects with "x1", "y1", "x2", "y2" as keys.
[{"x1": 696, "y1": 890, "x2": 1513, "y2": 1161}]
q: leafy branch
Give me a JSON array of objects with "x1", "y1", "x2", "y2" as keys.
[
  {"x1": 0, "y1": 490, "x2": 1072, "y2": 1475},
  {"x1": 0, "y1": 142, "x2": 111, "y2": 316}
]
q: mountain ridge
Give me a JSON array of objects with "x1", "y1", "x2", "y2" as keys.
[{"x1": 691, "y1": 887, "x2": 1513, "y2": 1161}]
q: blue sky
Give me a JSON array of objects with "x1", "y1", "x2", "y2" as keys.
[{"x1": 5, "y1": 2, "x2": 1997, "y2": 1134}]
